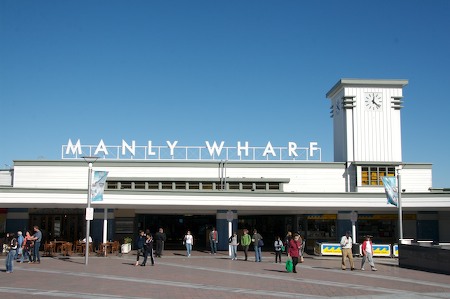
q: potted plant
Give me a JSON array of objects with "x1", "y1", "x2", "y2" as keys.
[{"x1": 121, "y1": 236, "x2": 132, "y2": 254}]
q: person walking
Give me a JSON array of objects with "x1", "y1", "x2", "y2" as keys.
[
  {"x1": 288, "y1": 233, "x2": 302, "y2": 273},
  {"x1": 274, "y1": 236, "x2": 283, "y2": 263},
  {"x1": 154, "y1": 227, "x2": 166, "y2": 257},
  {"x1": 184, "y1": 230, "x2": 194, "y2": 257},
  {"x1": 240, "y1": 229, "x2": 251, "y2": 261},
  {"x1": 209, "y1": 227, "x2": 218, "y2": 254},
  {"x1": 299, "y1": 233, "x2": 306, "y2": 263},
  {"x1": 228, "y1": 232, "x2": 239, "y2": 260},
  {"x1": 30, "y1": 225, "x2": 42, "y2": 264},
  {"x1": 340, "y1": 231, "x2": 355, "y2": 270},
  {"x1": 361, "y1": 235, "x2": 377, "y2": 271},
  {"x1": 141, "y1": 233, "x2": 155, "y2": 266},
  {"x1": 284, "y1": 231, "x2": 292, "y2": 255},
  {"x1": 135, "y1": 230, "x2": 145, "y2": 266},
  {"x1": 251, "y1": 229, "x2": 263, "y2": 262}
]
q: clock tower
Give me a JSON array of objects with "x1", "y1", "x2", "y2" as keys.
[{"x1": 326, "y1": 79, "x2": 408, "y2": 163}]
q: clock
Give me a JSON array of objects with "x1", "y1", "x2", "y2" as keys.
[
  {"x1": 365, "y1": 92, "x2": 382, "y2": 111},
  {"x1": 334, "y1": 98, "x2": 342, "y2": 115}
]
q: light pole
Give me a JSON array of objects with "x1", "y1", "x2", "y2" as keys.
[{"x1": 83, "y1": 156, "x2": 98, "y2": 265}]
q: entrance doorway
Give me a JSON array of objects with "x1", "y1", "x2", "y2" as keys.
[
  {"x1": 29, "y1": 210, "x2": 84, "y2": 242},
  {"x1": 137, "y1": 214, "x2": 215, "y2": 250}
]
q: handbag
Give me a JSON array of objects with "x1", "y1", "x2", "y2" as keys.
[
  {"x1": 258, "y1": 239, "x2": 264, "y2": 247},
  {"x1": 285, "y1": 257, "x2": 293, "y2": 272}
]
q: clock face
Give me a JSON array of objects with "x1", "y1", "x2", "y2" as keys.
[
  {"x1": 365, "y1": 92, "x2": 382, "y2": 111},
  {"x1": 334, "y1": 98, "x2": 342, "y2": 115}
]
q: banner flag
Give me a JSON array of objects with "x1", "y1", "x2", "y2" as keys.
[
  {"x1": 381, "y1": 176, "x2": 398, "y2": 207},
  {"x1": 91, "y1": 171, "x2": 109, "y2": 202}
]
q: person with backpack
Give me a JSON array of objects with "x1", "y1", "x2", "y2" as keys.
[
  {"x1": 274, "y1": 236, "x2": 283, "y2": 263},
  {"x1": 251, "y1": 229, "x2": 263, "y2": 262},
  {"x1": 5, "y1": 232, "x2": 18, "y2": 273}
]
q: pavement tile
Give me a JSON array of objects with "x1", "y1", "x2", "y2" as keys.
[{"x1": 1, "y1": 250, "x2": 449, "y2": 299}]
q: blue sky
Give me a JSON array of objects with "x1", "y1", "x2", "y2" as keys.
[{"x1": 1, "y1": 1, "x2": 449, "y2": 187}]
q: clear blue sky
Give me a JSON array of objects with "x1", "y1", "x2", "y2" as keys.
[{"x1": 1, "y1": 1, "x2": 449, "y2": 187}]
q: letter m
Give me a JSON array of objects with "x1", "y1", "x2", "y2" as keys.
[{"x1": 65, "y1": 139, "x2": 82, "y2": 155}]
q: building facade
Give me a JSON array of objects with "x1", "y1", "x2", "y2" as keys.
[{"x1": 1, "y1": 79, "x2": 449, "y2": 251}]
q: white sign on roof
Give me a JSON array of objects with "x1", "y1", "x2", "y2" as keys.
[{"x1": 62, "y1": 139, "x2": 321, "y2": 161}]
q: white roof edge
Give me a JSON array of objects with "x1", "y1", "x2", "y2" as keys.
[{"x1": 326, "y1": 78, "x2": 409, "y2": 98}]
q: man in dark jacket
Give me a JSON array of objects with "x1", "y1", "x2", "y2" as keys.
[
  {"x1": 154, "y1": 228, "x2": 166, "y2": 257},
  {"x1": 135, "y1": 230, "x2": 145, "y2": 266}
]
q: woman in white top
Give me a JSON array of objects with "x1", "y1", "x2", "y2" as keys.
[
  {"x1": 228, "y1": 232, "x2": 239, "y2": 260},
  {"x1": 361, "y1": 235, "x2": 377, "y2": 271},
  {"x1": 184, "y1": 230, "x2": 194, "y2": 257}
]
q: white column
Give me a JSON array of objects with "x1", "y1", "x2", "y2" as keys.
[
  {"x1": 226, "y1": 210, "x2": 234, "y2": 256},
  {"x1": 228, "y1": 221, "x2": 232, "y2": 256},
  {"x1": 103, "y1": 209, "x2": 108, "y2": 243}
]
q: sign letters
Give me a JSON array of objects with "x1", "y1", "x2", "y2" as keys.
[{"x1": 62, "y1": 139, "x2": 321, "y2": 161}]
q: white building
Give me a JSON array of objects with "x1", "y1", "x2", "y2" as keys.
[{"x1": 1, "y1": 79, "x2": 449, "y2": 251}]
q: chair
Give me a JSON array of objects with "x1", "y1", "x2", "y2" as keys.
[
  {"x1": 75, "y1": 240, "x2": 83, "y2": 254},
  {"x1": 80, "y1": 242, "x2": 93, "y2": 255},
  {"x1": 96, "y1": 243, "x2": 109, "y2": 257},
  {"x1": 111, "y1": 241, "x2": 120, "y2": 255},
  {"x1": 61, "y1": 242, "x2": 73, "y2": 256},
  {"x1": 43, "y1": 242, "x2": 55, "y2": 256}
]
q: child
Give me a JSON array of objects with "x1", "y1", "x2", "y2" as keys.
[{"x1": 274, "y1": 236, "x2": 283, "y2": 263}]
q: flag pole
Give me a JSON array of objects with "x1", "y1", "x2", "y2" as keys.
[{"x1": 397, "y1": 168, "x2": 404, "y2": 241}]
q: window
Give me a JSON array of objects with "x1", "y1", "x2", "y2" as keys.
[
  {"x1": 161, "y1": 182, "x2": 173, "y2": 190},
  {"x1": 242, "y1": 182, "x2": 253, "y2": 190},
  {"x1": 120, "y1": 182, "x2": 132, "y2": 189},
  {"x1": 134, "y1": 181, "x2": 146, "y2": 189},
  {"x1": 268, "y1": 183, "x2": 280, "y2": 190},
  {"x1": 361, "y1": 166, "x2": 395, "y2": 186},
  {"x1": 255, "y1": 182, "x2": 266, "y2": 190},
  {"x1": 148, "y1": 182, "x2": 159, "y2": 190},
  {"x1": 201, "y1": 182, "x2": 213, "y2": 190},
  {"x1": 107, "y1": 181, "x2": 119, "y2": 189},
  {"x1": 188, "y1": 182, "x2": 200, "y2": 190},
  {"x1": 106, "y1": 179, "x2": 284, "y2": 191},
  {"x1": 175, "y1": 182, "x2": 186, "y2": 190},
  {"x1": 228, "y1": 182, "x2": 240, "y2": 190}
]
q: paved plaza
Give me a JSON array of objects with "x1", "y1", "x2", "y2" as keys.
[{"x1": 1, "y1": 250, "x2": 449, "y2": 299}]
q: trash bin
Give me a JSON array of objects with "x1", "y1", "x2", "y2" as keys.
[{"x1": 352, "y1": 243, "x2": 360, "y2": 256}]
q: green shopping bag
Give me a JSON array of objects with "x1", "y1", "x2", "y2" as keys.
[{"x1": 285, "y1": 257, "x2": 293, "y2": 272}]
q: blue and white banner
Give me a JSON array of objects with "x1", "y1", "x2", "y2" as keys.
[
  {"x1": 382, "y1": 176, "x2": 398, "y2": 207},
  {"x1": 91, "y1": 171, "x2": 108, "y2": 202}
]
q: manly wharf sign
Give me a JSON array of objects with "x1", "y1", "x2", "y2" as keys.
[{"x1": 62, "y1": 139, "x2": 321, "y2": 161}]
